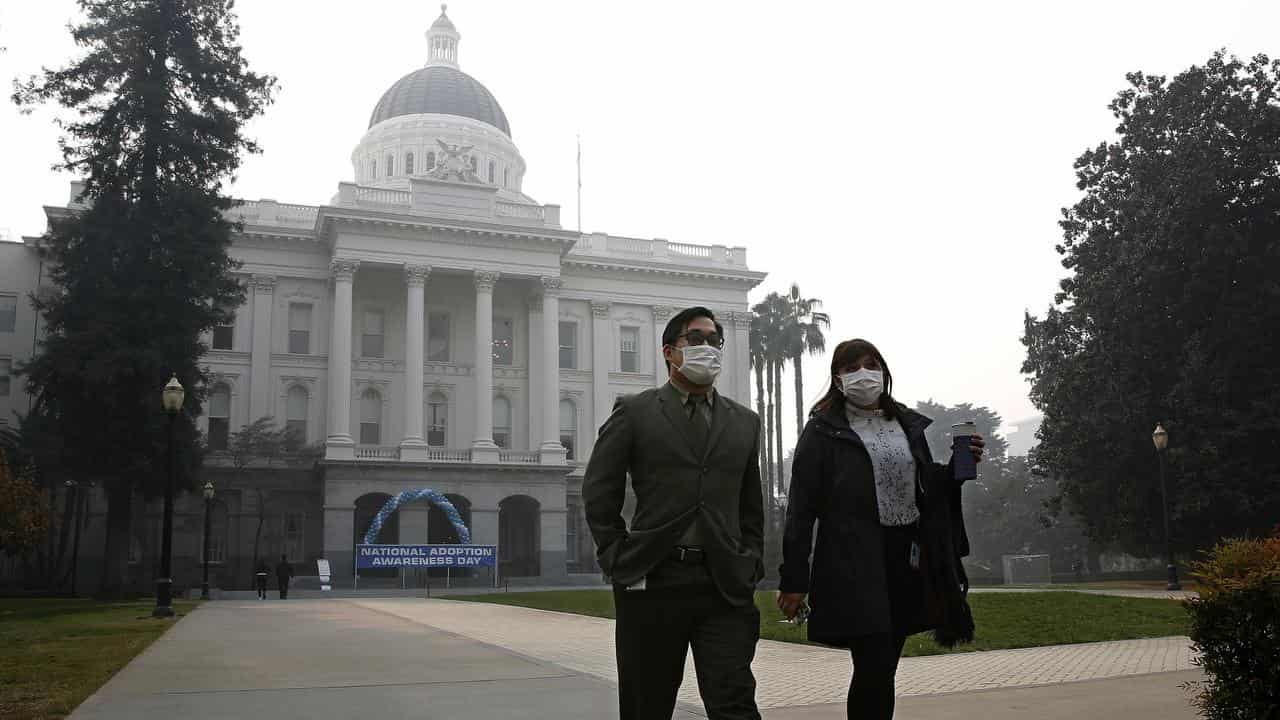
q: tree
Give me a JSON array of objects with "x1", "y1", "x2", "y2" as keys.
[
  {"x1": 914, "y1": 399, "x2": 1009, "y2": 463},
  {"x1": 1022, "y1": 52, "x2": 1280, "y2": 557},
  {"x1": 781, "y1": 284, "x2": 829, "y2": 439},
  {"x1": 14, "y1": 0, "x2": 276, "y2": 598},
  {"x1": 225, "y1": 416, "x2": 288, "y2": 570},
  {"x1": 0, "y1": 450, "x2": 49, "y2": 559},
  {"x1": 751, "y1": 292, "x2": 790, "y2": 522}
]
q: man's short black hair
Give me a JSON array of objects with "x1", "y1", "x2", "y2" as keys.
[{"x1": 662, "y1": 306, "x2": 724, "y2": 371}]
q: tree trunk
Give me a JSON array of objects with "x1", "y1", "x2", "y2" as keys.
[
  {"x1": 764, "y1": 360, "x2": 776, "y2": 515},
  {"x1": 754, "y1": 362, "x2": 767, "y2": 499},
  {"x1": 793, "y1": 352, "x2": 805, "y2": 439},
  {"x1": 53, "y1": 484, "x2": 77, "y2": 591},
  {"x1": 774, "y1": 361, "x2": 785, "y2": 503},
  {"x1": 97, "y1": 481, "x2": 132, "y2": 600},
  {"x1": 251, "y1": 486, "x2": 265, "y2": 570}
]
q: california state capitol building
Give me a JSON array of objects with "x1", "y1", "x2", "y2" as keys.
[{"x1": 0, "y1": 7, "x2": 764, "y2": 590}]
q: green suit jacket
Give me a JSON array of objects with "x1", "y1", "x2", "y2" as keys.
[{"x1": 582, "y1": 383, "x2": 765, "y2": 606}]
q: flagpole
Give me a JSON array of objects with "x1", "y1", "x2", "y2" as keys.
[{"x1": 576, "y1": 133, "x2": 582, "y2": 234}]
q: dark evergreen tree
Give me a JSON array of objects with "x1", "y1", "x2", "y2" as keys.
[
  {"x1": 13, "y1": 0, "x2": 275, "y2": 598},
  {"x1": 1023, "y1": 52, "x2": 1280, "y2": 557}
]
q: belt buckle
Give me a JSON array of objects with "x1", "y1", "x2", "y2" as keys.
[{"x1": 677, "y1": 546, "x2": 688, "y2": 561}]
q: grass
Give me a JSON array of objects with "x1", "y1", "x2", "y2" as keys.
[
  {"x1": 0, "y1": 598, "x2": 197, "y2": 720},
  {"x1": 446, "y1": 590, "x2": 1188, "y2": 657}
]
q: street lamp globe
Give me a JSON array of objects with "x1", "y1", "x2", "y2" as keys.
[
  {"x1": 203, "y1": 480, "x2": 215, "y2": 501},
  {"x1": 162, "y1": 376, "x2": 185, "y2": 414},
  {"x1": 1152, "y1": 423, "x2": 1168, "y2": 451}
]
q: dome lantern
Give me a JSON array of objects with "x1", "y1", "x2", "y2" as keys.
[{"x1": 426, "y1": 4, "x2": 460, "y2": 69}]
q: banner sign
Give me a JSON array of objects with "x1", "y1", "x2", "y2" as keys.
[{"x1": 356, "y1": 544, "x2": 497, "y2": 570}]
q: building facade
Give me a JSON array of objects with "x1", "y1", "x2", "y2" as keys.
[{"x1": 0, "y1": 8, "x2": 764, "y2": 591}]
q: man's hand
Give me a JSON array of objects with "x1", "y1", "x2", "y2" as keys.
[{"x1": 777, "y1": 591, "x2": 807, "y2": 620}]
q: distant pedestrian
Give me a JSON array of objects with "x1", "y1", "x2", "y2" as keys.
[
  {"x1": 276, "y1": 554, "x2": 293, "y2": 600},
  {"x1": 254, "y1": 560, "x2": 269, "y2": 600}
]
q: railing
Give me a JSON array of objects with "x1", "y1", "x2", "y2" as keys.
[
  {"x1": 669, "y1": 242, "x2": 711, "y2": 259},
  {"x1": 607, "y1": 235, "x2": 655, "y2": 256},
  {"x1": 498, "y1": 450, "x2": 540, "y2": 464},
  {"x1": 228, "y1": 200, "x2": 319, "y2": 229},
  {"x1": 426, "y1": 448, "x2": 472, "y2": 463},
  {"x1": 354, "y1": 186, "x2": 411, "y2": 206},
  {"x1": 495, "y1": 201, "x2": 546, "y2": 222},
  {"x1": 355, "y1": 446, "x2": 401, "y2": 460}
]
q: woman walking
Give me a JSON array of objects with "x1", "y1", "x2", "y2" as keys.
[{"x1": 777, "y1": 338, "x2": 984, "y2": 719}]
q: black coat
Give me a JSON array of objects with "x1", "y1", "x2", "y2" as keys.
[{"x1": 779, "y1": 404, "x2": 974, "y2": 648}]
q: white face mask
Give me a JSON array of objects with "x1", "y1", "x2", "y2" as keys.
[
  {"x1": 840, "y1": 369, "x2": 883, "y2": 407},
  {"x1": 677, "y1": 344, "x2": 722, "y2": 385}
]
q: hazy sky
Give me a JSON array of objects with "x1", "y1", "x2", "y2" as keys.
[{"x1": 2, "y1": 1, "x2": 1277, "y2": 447}]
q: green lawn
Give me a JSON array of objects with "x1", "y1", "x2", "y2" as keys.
[
  {"x1": 0, "y1": 598, "x2": 197, "y2": 720},
  {"x1": 446, "y1": 590, "x2": 1188, "y2": 657}
]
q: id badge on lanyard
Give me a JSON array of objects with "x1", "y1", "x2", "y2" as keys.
[{"x1": 909, "y1": 540, "x2": 921, "y2": 570}]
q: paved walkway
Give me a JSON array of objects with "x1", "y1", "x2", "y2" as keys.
[{"x1": 69, "y1": 597, "x2": 1203, "y2": 719}]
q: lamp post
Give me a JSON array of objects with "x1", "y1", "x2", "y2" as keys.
[
  {"x1": 201, "y1": 480, "x2": 214, "y2": 600},
  {"x1": 153, "y1": 375, "x2": 185, "y2": 618},
  {"x1": 1151, "y1": 423, "x2": 1181, "y2": 591}
]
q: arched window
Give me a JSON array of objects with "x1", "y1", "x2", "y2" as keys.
[
  {"x1": 285, "y1": 386, "x2": 308, "y2": 448},
  {"x1": 405, "y1": 152, "x2": 415, "y2": 175},
  {"x1": 493, "y1": 396, "x2": 511, "y2": 449},
  {"x1": 360, "y1": 389, "x2": 382, "y2": 445},
  {"x1": 503, "y1": 167, "x2": 509, "y2": 188},
  {"x1": 488, "y1": 159, "x2": 496, "y2": 183},
  {"x1": 559, "y1": 399, "x2": 577, "y2": 460},
  {"x1": 208, "y1": 383, "x2": 231, "y2": 451},
  {"x1": 386, "y1": 154, "x2": 394, "y2": 177},
  {"x1": 208, "y1": 500, "x2": 229, "y2": 563},
  {"x1": 427, "y1": 392, "x2": 448, "y2": 447},
  {"x1": 370, "y1": 158, "x2": 376, "y2": 179},
  {"x1": 427, "y1": 151, "x2": 436, "y2": 172}
]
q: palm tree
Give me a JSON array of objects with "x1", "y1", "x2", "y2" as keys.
[
  {"x1": 751, "y1": 292, "x2": 790, "y2": 521},
  {"x1": 781, "y1": 284, "x2": 830, "y2": 439},
  {"x1": 748, "y1": 315, "x2": 768, "y2": 493}
]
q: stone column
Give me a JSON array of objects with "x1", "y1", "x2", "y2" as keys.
[
  {"x1": 472, "y1": 271, "x2": 500, "y2": 463},
  {"x1": 590, "y1": 301, "x2": 612, "y2": 447},
  {"x1": 326, "y1": 260, "x2": 359, "y2": 460},
  {"x1": 401, "y1": 265, "x2": 431, "y2": 461},
  {"x1": 527, "y1": 294, "x2": 542, "y2": 448},
  {"x1": 733, "y1": 311, "x2": 753, "y2": 405},
  {"x1": 539, "y1": 507, "x2": 569, "y2": 580},
  {"x1": 652, "y1": 305, "x2": 674, "y2": 388},
  {"x1": 539, "y1": 277, "x2": 566, "y2": 465},
  {"x1": 249, "y1": 275, "x2": 276, "y2": 422},
  {"x1": 323, "y1": 504, "x2": 355, "y2": 587}
]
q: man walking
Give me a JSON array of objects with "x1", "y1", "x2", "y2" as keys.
[
  {"x1": 275, "y1": 554, "x2": 293, "y2": 600},
  {"x1": 584, "y1": 306, "x2": 765, "y2": 720},
  {"x1": 254, "y1": 559, "x2": 269, "y2": 600}
]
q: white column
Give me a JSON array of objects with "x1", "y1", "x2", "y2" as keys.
[
  {"x1": 733, "y1": 311, "x2": 752, "y2": 405},
  {"x1": 539, "y1": 277, "x2": 566, "y2": 464},
  {"x1": 472, "y1": 270, "x2": 500, "y2": 462},
  {"x1": 249, "y1": 275, "x2": 276, "y2": 422},
  {"x1": 401, "y1": 264, "x2": 430, "y2": 461},
  {"x1": 590, "y1": 301, "x2": 612, "y2": 446},
  {"x1": 652, "y1": 305, "x2": 674, "y2": 388},
  {"x1": 326, "y1": 259, "x2": 359, "y2": 460},
  {"x1": 527, "y1": 294, "x2": 542, "y2": 448}
]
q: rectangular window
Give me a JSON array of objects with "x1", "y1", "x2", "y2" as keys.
[
  {"x1": 208, "y1": 507, "x2": 227, "y2": 563},
  {"x1": 619, "y1": 326, "x2": 639, "y2": 373},
  {"x1": 427, "y1": 398, "x2": 447, "y2": 447},
  {"x1": 0, "y1": 358, "x2": 11, "y2": 397},
  {"x1": 492, "y1": 317, "x2": 514, "y2": 366},
  {"x1": 559, "y1": 321, "x2": 577, "y2": 369},
  {"x1": 0, "y1": 294, "x2": 16, "y2": 333},
  {"x1": 283, "y1": 512, "x2": 305, "y2": 562},
  {"x1": 212, "y1": 311, "x2": 234, "y2": 350},
  {"x1": 362, "y1": 309, "x2": 385, "y2": 358},
  {"x1": 427, "y1": 312, "x2": 450, "y2": 362},
  {"x1": 288, "y1": 303, "x2": 312, "y2": 355}
]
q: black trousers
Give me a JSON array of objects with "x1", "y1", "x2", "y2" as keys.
[
  {"x1": 277, "y1": 578, "x2": 289, "y2": 599},
  {"x1": 613, "y1": 558, "x2": 761, "y2": 720},
  {"x1": 254, "y1": 575, "x2": 267, "y2": 599},
  {"x1": 847, "y1": 524, "x2": 922, "y2": 719}
]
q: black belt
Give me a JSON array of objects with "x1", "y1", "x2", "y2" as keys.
[{"x1": 668, "y1": 546, "x2": 706, "y2": 564}]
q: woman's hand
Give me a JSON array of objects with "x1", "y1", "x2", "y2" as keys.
[
  {"x1": 777, "y1": 591, "x2": 807, "y2": 620},
  {"x1": 969, "y1": 433, "x2": 986, "y2": 463}
]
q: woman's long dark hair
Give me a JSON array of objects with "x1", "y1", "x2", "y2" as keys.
[{"x1": 810, "y1": 338, "x2": 898, "y2": 419}]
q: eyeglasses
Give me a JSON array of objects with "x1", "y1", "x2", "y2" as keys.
[{"x1": 677, "y1": 330, "x2": 724, "y2": 349}]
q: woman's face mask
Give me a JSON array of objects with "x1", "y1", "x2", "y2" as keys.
[{"x1": 839, "y1": 368, "x2": 883, "y2": 407}]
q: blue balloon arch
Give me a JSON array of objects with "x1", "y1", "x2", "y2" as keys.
[{"x1": 362, "y1": 489, "x2": 471, "y2": 545}]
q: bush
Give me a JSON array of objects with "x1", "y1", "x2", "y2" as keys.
[{"x1": 1184, "y1": 531, "x2": 1280, "y2": 719}]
